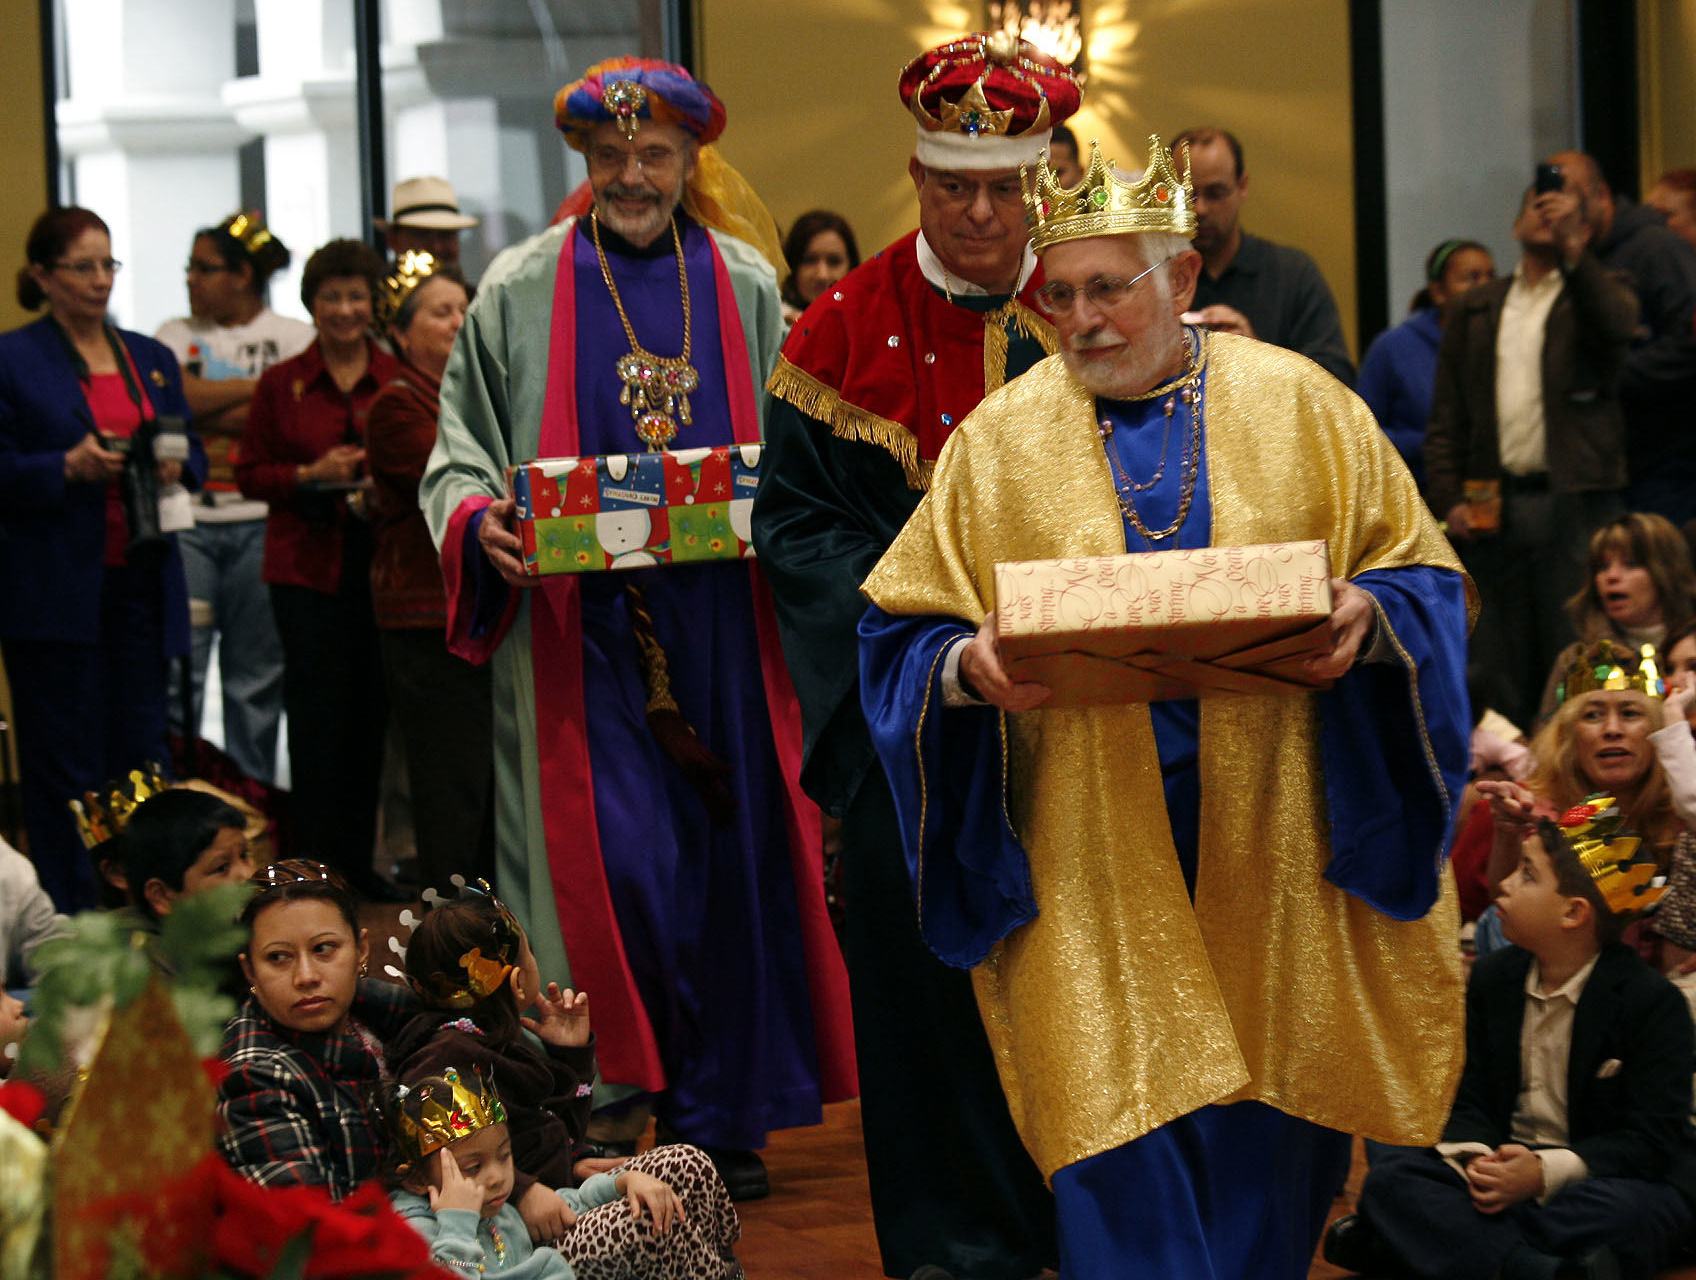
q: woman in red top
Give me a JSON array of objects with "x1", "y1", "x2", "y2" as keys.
[
  {"x1": 366, "y1": 252, "x2": 492, "y2": 889},
  {"x1": 238, "y1": 239, "x2": 398, "y2": 890},
  {"x1": 0, "y1": 206, "x2": 205, "y2": 909}
]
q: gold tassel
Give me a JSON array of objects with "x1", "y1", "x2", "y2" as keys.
[
  {"x1": 767, "y1": 357, "x2": 932, "y2": 490},
  {"x1": 626, "y1": 584, "x2": 679, "y2": 714}
]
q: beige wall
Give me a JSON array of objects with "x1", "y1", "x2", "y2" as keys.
[
  {"x1": 0, "y1": 0, "x2": 49, "y2": 334},
  {"x1": 700, "y1": 0, "x2": 1360, "y2": 355},
  {"x1": 1639, "y1": 0, "x2": 1696, "y2": 184}
]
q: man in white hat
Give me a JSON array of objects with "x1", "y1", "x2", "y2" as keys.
[{"x1": 379, "y1": 176, "x2": 478, "y2": 269}]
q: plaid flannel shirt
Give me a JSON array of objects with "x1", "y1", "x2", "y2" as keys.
[{"x1": 217, "y1": 979, "x2": 415, "y2": 1200}]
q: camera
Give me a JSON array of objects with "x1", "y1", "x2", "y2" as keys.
[{"x1": 106, "y1": 414, "x2": 190, "y2": 562}]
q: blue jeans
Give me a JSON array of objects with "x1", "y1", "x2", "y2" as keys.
[{"x1": 170, "y1": 517, "x2": 283, "y2": 783}]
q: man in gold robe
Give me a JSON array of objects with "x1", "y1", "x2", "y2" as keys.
[{"x1": 857, "y1": 137, "x2": 1475, "y2": 1278}]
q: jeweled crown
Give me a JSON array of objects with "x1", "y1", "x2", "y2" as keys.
[
  {"x1": 69, "y1": 762, "x2": 170, "y2": 849},
  {"x1": 1022, "y1": 135, "x2": 1197, "y2": 252},
  {"x1": 1556, "y1": 639, "x2": 1665, "y2": 704},
  {"x1": 380, "y1": 1067, "x2": 508, "y2": 1169},
  {"x1": 1558, "y1": 795, "x2": 1667, "y2": 917}
]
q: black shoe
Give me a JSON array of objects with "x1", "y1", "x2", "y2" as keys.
[
  {"x1": 908, "y1": 1270, "x2": 957, "y2": 1280},
  {"x1": 1555, "y1": 1246, "x2": 1622, "y2": 1280},
  {"x1": 703, "y1": 1147, "x2": 769, "y2": 1202},
  {"x1": 575, "y1": 1137, "x2": 638, "y2": 1162},
  {"x1": 1322, "y1": 1213, "x2": 1401, "y2": 1277}
]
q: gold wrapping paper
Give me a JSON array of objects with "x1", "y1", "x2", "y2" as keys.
[
  {"x1": 862, "y1": 338, "x2": 1473, "y2": 1178},
  {"x1": 995, "y1": 542, "x2": 1336, "y2": 704}
]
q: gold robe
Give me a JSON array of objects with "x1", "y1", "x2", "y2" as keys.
[{"x1": 861, "y1": 336, "x2": 1473, "y2": 1178}]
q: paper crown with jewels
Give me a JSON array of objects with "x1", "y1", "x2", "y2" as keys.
[
  {"x1": 1022, "y1": 134, "x2": 1198, "y2": 252},
  {"x1": 1556, "y1": 795, "x2": 1668, "y2": 917},
  {"x1": 402, "y1": 877, "x2": 526, "y2": 1009},
  {"x1": 377, "y1": 250, "x2": 441, "y2": 333},
  {"x1": 379, "y1": 1067, "x2": 508, "y2": 1169},
  {"x1": 1555, "y1": 638, "x2": 1666, "y2": 704},
  {"x1": 900, "y1": 32, "x2": 1080, "y2": 169},
  {"x1": 69, "y1": 762, "x2": 170, "y2": 849}
]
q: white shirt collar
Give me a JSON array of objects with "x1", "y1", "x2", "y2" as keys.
[{"x1": 915, "y1": 231, "x2": 1038, "y2": 301}]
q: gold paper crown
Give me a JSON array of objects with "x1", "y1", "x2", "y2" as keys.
[
  {"x1": 1557, "y1": 639, "x2": 1666, "y2": 704},
  {"x1": 1558, "y1": 795, "x2": 1667, "y2": 917},
  {"x1": 377, "y1": 250, "x2": 441, "y2": 332},
  {"x1": 406, "y1": 878, "x2": 525, "y2": 1009},
  {"x1": 381, "y1": 1067, "x2": 508, "y2": 1169},
  {"x1": 69, "y1": 763, "x2": 170, "y2": 849},
  {"x1": 220, "y1": 211, "x2": 275, "y2": 259},
  {"x1": 1022, "y1": 135, "x2": 1197, "y2": 252}
]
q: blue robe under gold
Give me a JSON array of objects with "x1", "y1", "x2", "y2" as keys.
[{"x1": 858, "y1": 335, "x2": 1474, "y2": 1198}]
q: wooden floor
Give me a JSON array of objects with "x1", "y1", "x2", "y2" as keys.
[{"x1": 736, "y1": 1102, "x2": 1359, "y2": 1280}]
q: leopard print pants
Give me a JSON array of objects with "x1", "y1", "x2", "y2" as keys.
[{"x1": 557, "y1": 1144, "x2": 743, "y2": 1279}]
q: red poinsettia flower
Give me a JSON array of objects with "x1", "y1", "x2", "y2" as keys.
[
  {"x1": 0, "y1": 1078, "x2": 46, "y2": 1130},
  {"x1": 213, "y1": 1165, "x2": 438, "y2": 1280}
]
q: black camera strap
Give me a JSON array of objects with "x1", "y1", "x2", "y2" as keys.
[{"x1": 46, "y1": 316, "x2": 152, "y2": 428}]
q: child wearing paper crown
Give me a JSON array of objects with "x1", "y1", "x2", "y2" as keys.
[
  {"x1": 1326, "y1": 802, "x2": 1696, "y2": 1280},
  {"x1": 383, "y1": 1067, "x2": 675, "y2": 1280},
  {"x1": 384, "y1": 884, "x2": 743, "y2": 1277}
]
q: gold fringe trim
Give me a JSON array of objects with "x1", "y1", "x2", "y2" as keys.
[
  {"x1": 768, "y1": 356, "x2": 933, "y2": 490},
  {"x1": 983, "y1": 301, "x2": 1059, "y2": 393}
]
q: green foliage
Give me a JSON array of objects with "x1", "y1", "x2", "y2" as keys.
[{"x1": 12, "y1": 883, "x2": 251, "y2": 1076}]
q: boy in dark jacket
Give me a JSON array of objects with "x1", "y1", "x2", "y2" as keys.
[{"x1": 1326, "y1": 800, "x2": 1696, "y2": 1280}]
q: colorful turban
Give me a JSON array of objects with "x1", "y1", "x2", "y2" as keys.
[
  {"x1": 900, "y1": 32, "x2": 1082, "y2": 170},
  {"x1": 554, "y1": 58, "x2": 727, "y2": 149}
]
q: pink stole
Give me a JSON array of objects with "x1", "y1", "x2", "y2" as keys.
[{"x1": 509, "y1": 223, "x2": 854, "y2": 1094}]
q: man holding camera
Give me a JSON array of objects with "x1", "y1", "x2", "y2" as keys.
[{"x1": 1424, "y1": 177, "x2": 1639, "y2": 731}]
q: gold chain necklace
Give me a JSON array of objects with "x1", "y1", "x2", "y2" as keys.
[
  {"x1": 591, "y1": 211, "x2": 699, "y2": 449},
  {"x1": 1100, "y1": 330, "x2": 1207, "y2": 544}
]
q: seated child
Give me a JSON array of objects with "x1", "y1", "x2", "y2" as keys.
[
  {"x1": 1, "y1": 834, "x2": 66, "y2": 992},
  {"x1": 382, "y1": 1067, "x2": 721, "y2": 1280},
  {"x1": 385, "y1": 884, "x2": 742, "y2": 1276},
  {"x1": 1325, "y1": 802, "x2": 1696, "y2": 1280},
  {"x1": 120, "y1": 788, "x2": 257, "y2": 923}
]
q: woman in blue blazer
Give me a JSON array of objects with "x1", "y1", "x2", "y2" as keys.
[{"x1": 0, "y1": 207, "x2": 206, "y2": 910}]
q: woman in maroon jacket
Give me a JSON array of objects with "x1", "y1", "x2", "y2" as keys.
[
  {"x1": 366, "y1": 252, "x2": 491, "y2": 889},
  {"x1": 238, "y1": 239, "x2": 398, "y2": 889}
]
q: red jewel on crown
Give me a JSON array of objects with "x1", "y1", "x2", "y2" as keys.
[{"x1": 1153, "y1": 183, "x2": 1170, "y2": 203}]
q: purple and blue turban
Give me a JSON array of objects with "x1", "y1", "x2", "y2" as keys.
[{"x1": 554, "y1": 58, "x2": 727, "y2": 149}]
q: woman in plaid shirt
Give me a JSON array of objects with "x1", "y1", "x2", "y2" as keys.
[{"x1": 218, "y1": 859, "x2": 414, "y2": 1198}]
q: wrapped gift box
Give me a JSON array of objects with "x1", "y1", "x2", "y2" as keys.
[
  {"x1": 994, "y1": 541, "x2": 1336, "y2": 705},
  {"x1": 509, "y1": 444, "x2": 762, "y2": 576}
]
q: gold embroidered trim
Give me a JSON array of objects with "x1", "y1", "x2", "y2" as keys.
[
  {"x1": 1378, "y1": 596, "x2": 1450, "y2": 875},
  {"x1": 767, "y1": 356, "x2": 934, "y2": 491},
  {"x1": 983, "y1": 300, "x2": 1059, "y2": 394},
  {"x1": 912, "y1": 637, "x2": 954, "y2": 925}
]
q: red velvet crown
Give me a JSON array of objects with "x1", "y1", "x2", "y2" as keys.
[{"x1": 899, "y1": 32, "x2": 1081, "y2": 144}]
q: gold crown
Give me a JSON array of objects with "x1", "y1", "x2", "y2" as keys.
[
  {"x1": 1022, "y1": 135, "x2": 1197, "y2": 252},
  {"x1": 220, "y1": 211, "x2": 275, "y2": 258},
  {"x1": 69, "y1": 763, "x2": 170, "y2": 849},
  {"x1": 406, "y1": 878, "x2": 524, "y2": 1009},
  {"x1": 1557, "y1": 639, "x2": 1666, "y2": 704},
  {"x1": 1559, "y1": 795, "x2": 1667, "y2": 917},
  {"x1": 382, "y1": 1067, "x2": 508, "y2": 1169},
  {"x1": 377, "y1": 250, "x2": 441, "y2": 332}
]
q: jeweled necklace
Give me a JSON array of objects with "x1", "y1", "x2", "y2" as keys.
[
  {"x1": 1099, "y1": 329, "x2": 1208, "y2": 545},
  {"x1": 591, "y1": 211, "x2": 699, "y2": 449},
  {"x1": 487, "y1": 1219, "x2": 508, "y2": 1265}
]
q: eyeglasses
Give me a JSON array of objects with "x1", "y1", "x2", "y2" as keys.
[
  {"x1": 54, "y1": 258, "x2": 122, "y2": 278},
  {"x1": 186, "y1": 259, "x2": 233, "y2": 275},
  {"x1": 254, "y1": 858, "x2": 351, "y2": 892},
  {"x1": 1032, "y1": 257, "x2": 1175, "y2": 317},
  {"x1": 587, "y1": 144, "x2": 684, "y2": 174}
]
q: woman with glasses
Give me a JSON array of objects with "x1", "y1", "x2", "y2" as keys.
[
  {"x1": 218, "y1": 858, "x2": 415, "y2": 1197},
  {"x1": 0, "y1": 205, "x2": 206, "y2": 911},
  {"x1": 155, "y1": 213, "x2": 314, "y2": 787},
  {"x1": 237, "y1": 240, "x2": 398, "y2": 894}
]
